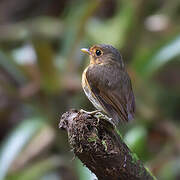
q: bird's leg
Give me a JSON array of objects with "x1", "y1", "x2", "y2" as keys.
[{"x1": 80, "y1": 109, "x2": 102, "y2": 115}]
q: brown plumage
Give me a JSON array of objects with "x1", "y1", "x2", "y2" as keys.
[{"x1": 81, "y1": 44, "x2": 135, "y2": 126}]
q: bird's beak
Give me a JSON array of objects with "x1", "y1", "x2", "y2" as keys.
[{"x1": 81, "y1": 48, "x2": 90, "y2": 55}]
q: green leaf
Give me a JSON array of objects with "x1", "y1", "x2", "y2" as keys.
[
  {"x1": 60, "y1": 0, "x2": 100, "y2": 57},
  {"x1": 8, "y1": 156, "x2": 60, "y2": 180},
  {"x1": 0, "y1": 117, "x2": 45, "y2": 180},
  {"x1": 124, "y1": 125, "x2": 147, "y2": 159},
  {"x1": 75, "y1": 159, "x2": 97, "y2": 180},
  {"x1": 132, "y1": 35, "x2": 180, "y2": 78},
  {"x1": 32, "y1": 39, "x2": 60, "y2": 93},
  {"x1": 0, "y1": 51, "x2": 26, "y2": 85},
  {"x1": 87, "y1": 1, "x2": 135, "y2": 48}
]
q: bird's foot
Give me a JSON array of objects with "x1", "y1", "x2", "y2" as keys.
[
  {"x1": 94, "y1": 113, "x2": 115, "y2": 128},
  {"x1": 80, "y1": 109, "x2": 114, "y2": 127},
  {"x1": 94, "y1": 113, "x2": 111, "y2": 122},
  {"x1": 80, "y1": 109, "x2": 103, "y2": 124},
  {"x1": 80, "y1": 109, "x2": 102, "y2": 115},
  {"x1": 94, "y1": 112, "x2": 105, "y2": 124}
]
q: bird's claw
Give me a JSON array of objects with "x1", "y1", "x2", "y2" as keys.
[
  {"x1": 80, "y1": 109, "x2": 102, "y2": 115},
  {"x1": 80, "y1": 109, "x2": 114, "y2": 127}
]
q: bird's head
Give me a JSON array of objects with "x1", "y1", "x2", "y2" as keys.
[{"x1": 81, "y1": 44, "x2": 124, "y2": 68}]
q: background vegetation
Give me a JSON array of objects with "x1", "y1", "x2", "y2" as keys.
[{"x1": 0, "y1": 0, "x2": 179, "y2": 179}]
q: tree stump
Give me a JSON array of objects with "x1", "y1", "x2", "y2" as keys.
[{"x1": 59, "y1": 109, "x2": 156, "y2": 180}]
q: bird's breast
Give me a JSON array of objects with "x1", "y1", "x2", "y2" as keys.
[{"x1": 82, "y1": 67, "x2": 104, "y2": 111}]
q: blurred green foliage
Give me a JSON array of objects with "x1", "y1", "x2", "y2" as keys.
[{"x1": 0, "y1": 0, "x2": 179, "y2": 180}]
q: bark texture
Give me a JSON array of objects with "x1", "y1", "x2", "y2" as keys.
[{"x1": 59, "y1": 109, "x2": 156, "y2": 180}]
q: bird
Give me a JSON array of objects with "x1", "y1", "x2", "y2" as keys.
[{"x1": 81, "y1": 44, "x2": 135, "y2": 127}]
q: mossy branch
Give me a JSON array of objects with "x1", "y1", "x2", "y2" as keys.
[{"x1": 59, "y1": 109, "x2": 156, "y2": 180}]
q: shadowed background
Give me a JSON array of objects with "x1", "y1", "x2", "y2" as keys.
[{"x1": 0, "y1": 0, "x2": 179, "y2": 180}]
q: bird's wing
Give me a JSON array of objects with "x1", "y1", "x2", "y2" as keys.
[{"x1": 86, "y1": 64, "x2": 135, "y2": 126}]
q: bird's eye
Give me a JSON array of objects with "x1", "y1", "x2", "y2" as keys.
[{"x1": 95, "y1": 50, "x2": 102, "y2": 56}]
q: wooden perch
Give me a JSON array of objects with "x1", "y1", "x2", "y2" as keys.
[{"x1": 59, "y1": 109, "x2": 156, "y2": 180}]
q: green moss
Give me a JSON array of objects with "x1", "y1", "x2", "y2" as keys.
[
  {"x1": 145, "y1": 167, "x2": 157, "y2": 180},
  {"x1": 139, "y1": 164, "x2": 145, "y2": 176},
  {"x1": 88, "y1": 135, "x2": 98, "y2": 143},
  {"x1": 129, "y1": 151, "x2": 157, "y2": 179},
  {"x1": 101, "y1": 140, "x2": 108, "y2": 151},
  {"x1": 129, "y1": 151, "x2": 139, "y2": 164},
  {"x1": 115, "y1": 128, "x2": 123, "y2": 139}
]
